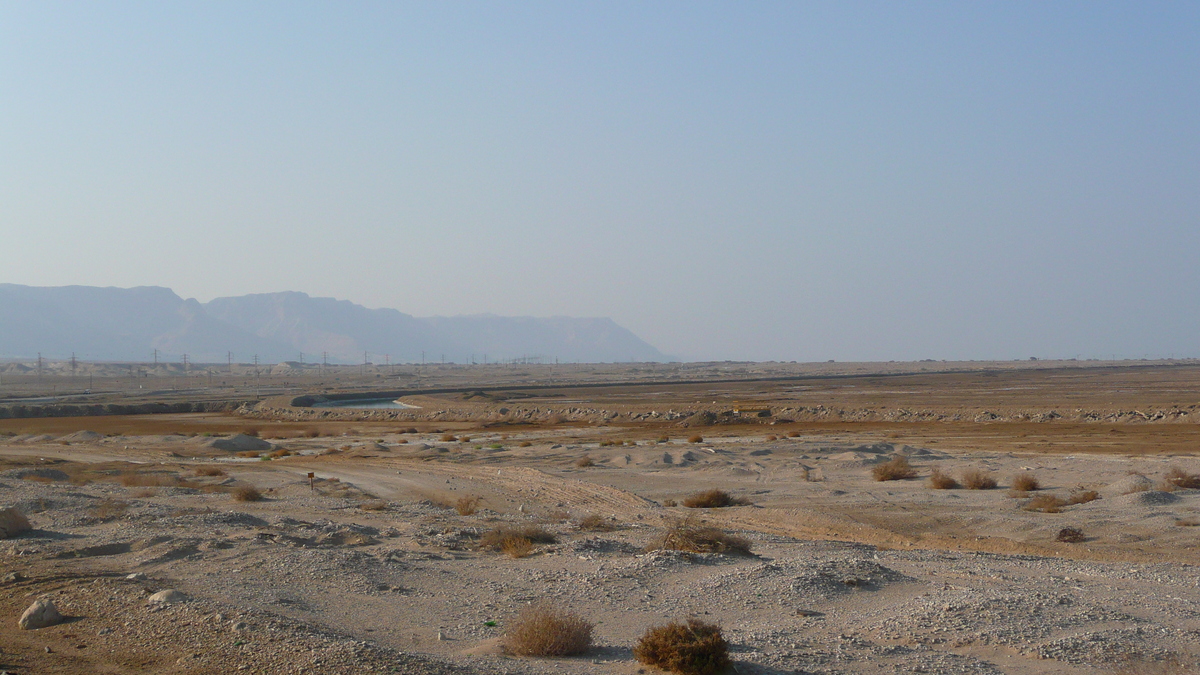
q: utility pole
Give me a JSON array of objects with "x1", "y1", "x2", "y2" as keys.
[
  {"x1": 37, "y1": 353, "x2": 42, "y2": 380},
  {"x1": 299, "y1": 352, "x2": 304, "y2": 365},
  {"x1": 182, "y1": 353, "x2": 189, "y2": 374},
  {"x1": 227, "y1": 351, "x2": 233, "y2": 373},
  {"x1": 153, "y1": 349, "x2": 158, "y2": 366},
  {"x1": 70, "y1": 353, "x2": 77, "y2": 378}
]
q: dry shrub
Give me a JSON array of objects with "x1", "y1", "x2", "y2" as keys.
[
  {"x1": 405, "y1": 427, "x2": 420, "y2": 434},
  {"x1": 518, "y1": 441, "x2": 533, "y2": 448},
  {"x1": 1056, "y1": 527, "x2": 1085, "y2": 543},
  {"x1": 88, "y1": 498, "x2": 129, "y2": 521},
  {"x1": 458, "y1": 435, "x2": 472, "y2": 443},
  {"x1": 241, "y1": 427, "x2": 260, "y2": 438},
  {"x1": 872, "y1": 456, "x2": 917, "y2": 482},
  {"x1": 1023, "y1": 494, "x2": 1066, "y2": 513},
  {"x1": 687, "y1": 435, "x2": 704, "y2": 444},
  {"x1": 303, "y1": 428, "x2": 322, "y2": 438},
  {"x1": 236, "y1": 451, "x2": 261, "y2": 458},
  {"x1": 440, "y1": 433, "x2": 457, "y2": 442},
  {"x1": 129, "y1": 488, "x2": 158, "y2": 498},
  {"x1": 480, "y1": 525, "x2": 556, "y2": 557},
  {"x1": 1164, "y1": 466, "x2": 1200, "y2": 489},
  {"x1": 21, "y1": 474, "x2": 54, "y2": 483},
  {"x1": 232, "y1": 485, "x2": 263, "y2": 502},
  {"x1": 927, "y1": 469, "x2": 959, "y2": 489},
  {"x1": 502, "y1": 602, "x2": 593, "y2": 657},
  {"x1": 961, "y1": 470, "x2": 998, "y2": 490},
  {"x1": 575, "y1": 455, "x2": 594, "y2": 468},
  {"x1": 395, "y1": 438, "x2": 408, "y2": 444},
  {"x1": 267, "y1": 448, "x2": 293, "y2": 459},
  {"x1": 658, "y1": 435, "x2": 671, "y2": 443},
  {"x1": 786, "y1": 431, "x2": 801, "y2": 438},
  {"x1": 455, "y1": 496, "x2": 482, "y2": 516},
  {"x1": 360, "y1": 500, "x2": 388, "y2": 511},
  {"x1": 599, "y1": 440, "x2": 616, "y2": 447},
  {"x1": 1067, "y1": 489, "x2": 1100, "y2": 505},
  {"x1": 1175, "y1": 517, "x2": 1200, "y2": 527},
  {"x1": 681, "y1": 489, "x2": 751, "y2": 508},
  {"x1": 765, "y1": 435, "x2": 777, "y2": 441},
  {"x1": 662, "y1": 499, "x2": 678, "y2": 507},
  {"x1": 634, "y1": 618, "x2": 730, "y2": 675},
  {"x1": 193, "y1": 466, "x2": 226, "y2": 477},
  {"x1": 576, "y1": 514, "x2": 618, "y2": 532},
  {"x1": 1010, "y1": 473, "x2": 1040, "y2": 493},
  {"x1": 0, "y1": 507, "x2": 32, "y2": 538},
  {"x1": 651, "y1": 518, "x2": 752, "y2": 555}
]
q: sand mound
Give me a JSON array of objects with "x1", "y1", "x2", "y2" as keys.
[
  {"x1": 1112, "y1": 490, "x2": 1180, "y2": 507},
  {"x1": 827, "y1": 451, "x2": 889, "y2": 467},
  {"x1": 61, "y1": 430, "x2": 104, "y2": 443},
  {"x1": 1101, "y1": 474, "x2": 1155, "y2": 497},
  {"x1": 206, "y1": 434, "x2": 272, "y2": 452}
]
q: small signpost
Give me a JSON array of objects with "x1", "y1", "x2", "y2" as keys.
[{"x1": 308, "y1": 472, "x2": 315, "y2": 493}]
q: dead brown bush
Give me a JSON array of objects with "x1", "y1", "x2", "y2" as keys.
[
  {"x1": 927, "y1": 469, "x2": 959, "y2": 489},
  {"x1": 267, "y1": 448, "x2": 293, "y2": 459},
  {"x1": 961, "y1": 470, "x2": 998, "y2": 490},
  {"x1": 657, "y1": 435, "x2": 671, "y2": 443},
  {"x1": 662, "y1": 499, "x2": 677, "y2": 507},
  {"x1": 686, "y1": 435, "x2": 704, "y2": 444},
  {"x1": 241, "y1": 427, "x2": 260, "y2": 438},
  {"x1": 1023, "y1": 494, "x2": 1066, "y2": 513},
  {"x1": 502, "y1": 602, "x2": 593, "y2": 657},
  {"x1": 359, "y1": 500, "x2": 388, "y2": 511},
  {"x1": 872, "y1": 456, "x2": 917, "y2": 482},
  {"x1": 576, "y1": 514, "x2": 618, "y2": 532},
  {"x1": 303, "y1": 428, "x2": 322, "y2": 438},
  {"x1": 88, "y1": 498, "x2": 129, "y2": 521},
  {"x1": 1067, "y1": 489, "x2": 1100, "y2": 505},
  {"x1": 480, "y1": 525, "x2": 556, "y2": 557},
  {"x1": 232, "y1": 485, "x2": 263, "y2": 502},
  {"x1": 129, "y1": 488, "x2": 158, "y2": 498},
  {"x1": 236, "y1": 451, "x2": 261, "y2": 458},
  {"x1": 1056, "y1": 527, "x2": 1085, "y2": 543},
  {"x1": 1164, "y1": 466, "x2": 1200, "y2": 489},
  {"x1": 455, "y1": 496, "x2": 482, "y2": 516},
  {"x1": 518, "y1": 441, "x2": 533, "y2": 448},
  {"x1": 193, "y1": 466, "x2": 226, "y2": 477},
  {"x1": 575, "y1": 455, "x2": 594, "y2": 468},
  {"x1": 440, "y1": 433, "x2": 457, "y2": 442},
  {"x1": 633, "y1": 618, "x2": 731, "y2": 675},
  {"x1": 1010, "y1": 473, "x2": 1041, "y2": 492},
  {"x1": 681, "y1": 489, "x2": 751, "y2": 508},
  {"x1": 650, "y1": 518, "x2": 752, "y2": 556}
]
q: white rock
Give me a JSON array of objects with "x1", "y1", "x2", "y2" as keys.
[
  {"x1": 18, "y1": 598, "x2": 63, "y2": 629},
  {"x1": 148, "y1": 589, "x2": 187, "y2": 605}
]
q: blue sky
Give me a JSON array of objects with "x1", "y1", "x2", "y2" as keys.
[{"x1": 1, "y1": 2, "x2": 1197, "y2": 361}]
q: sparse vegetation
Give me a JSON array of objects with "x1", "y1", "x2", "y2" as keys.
[
  {"x1": 88, "y1": 498, "x2": 129, "y2": 521},
  {"x1": 440, "y1": 433, "x2": 457, "y2": 442},
  {"x1": 681, "y1": 489, "x2": 751, "y2": 508},
  {"x1": 193, "y1": 466, "x2": 226, "y2": 477},
  {"x1": 961, "y1": 469, "x2": 998, "y2": 490},
  {"x1": 502, "y1": 602, "x2": 593, "y2": 657},
  {"x1": 658, "y1": 435, "x2": 671, "y2": 443},
  {"x1": 518, "y1": 441, "x2": 533, "y2": 448},
  {"x1": 927, "y1": 469, "x2": 959, "y2": 489},
  {"x1": 662, "y1": 499, "x2": 677, "y2": 507},
  {"x1": 129, "y1": 488, "x2": 158, "y2": 498},
  {"x1": 303, "y1": 428, "x2": 322, "y2": 438},
  {"x1": 1056, "y1": 527, "x2": 1085, "y2": 543},
  {"x1": 575, "y1": 455, "x2": 594, "y2": 468},
  {"x1": 241, "y1": 427, "x2": 260, "y2": 437},
  {"x1": 359, "y1": 499, "x2": 388, "y2": 511},
  {"x1": 650, "y1": 518, "x2": 752, "y2": 555},
  {"x1": 455, "y1": 496, "x2": 482, "y2": 516},
  {"x1": 687, "y1": 435, "x2": 704, "y2": 444},
  {"x1": 1010, "y1": 473, "x2": 1040, "y2": 493},
  {"x1": 634, "y1": 618, "x2": 731, "y2": 675},
  {"x1": 872, "y1": 456, "x2": 917, "y2": 481},
  {"x1": 232, "y1": 485, "x2": 263, "y2": 502},
  {"x1": 1023, "y1": 494, "x2": 1066, "y2": 513}
]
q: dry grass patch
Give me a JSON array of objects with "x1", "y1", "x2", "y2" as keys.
[
  {"x1": 927, "y1": 469, "x2": 959, "y2": 489},
  {"x1": 440, "y1": 433, "x2": 457, "y2": 442},
  {"x1": 129, "y1": 488, "x2": 158, "y2": 498},
  {"x1": 518, "y1": 441, "x2": 533, "y2": 448},
  {"x1": 193, "y1": 466, "x2": 226, "y2": 477},
  {"x1": 634, "y1": 618, "x2": 731, "y2": 675},
  {"x1": 575, "y1": 454, "x2": 594, "y2": 468},
  {"x1": 650, "y1": 518, "x2": 752, "y2": 556},
  {"x1": 232, "y1": 485, "x2": 263, "y2": 502},
  {"x1": 681, "y1": 489, "x2": 751, "y2": 508},
  {"x1": 961, "y1": 470, "x2": 998, "y2": 490},
  {"x1": 1010, "y1": 473, "x2": 1041, "y2": 493},
  {"x1": 359, "y1": 499, "x2": 388, "y2": 511},
  {"x1": 502, "y1": 602, "x2": 593, "y2": 657},
  {"x1": 1023, "y1": 494, "x2": 1066, "y2": 513},
  {"x1": 88, "y1": 498, "x2": 129, "y2": 521},
  {"x1": 687, "y1": 434, "x2": 704, "y2": 444},
  {"x1": 872, "y1": 456, "x2": 917, "y2": 481}
]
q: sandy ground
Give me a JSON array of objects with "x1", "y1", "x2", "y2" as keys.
[{"x1": 2, "y1": 364, "x2": 1199, "y2": 674}]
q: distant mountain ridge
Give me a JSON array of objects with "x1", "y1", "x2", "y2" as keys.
[{"x1": 0, "y1": 284, "x2": 668, "y2": 364}]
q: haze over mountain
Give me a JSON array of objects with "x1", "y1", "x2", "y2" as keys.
[{"x1": 0, "y1": 284, "x2": 668, "y2": 364}]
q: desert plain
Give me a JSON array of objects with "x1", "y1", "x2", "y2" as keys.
[{"x1": 1, "y1": 359, "x2": 1199, "y2": 674}]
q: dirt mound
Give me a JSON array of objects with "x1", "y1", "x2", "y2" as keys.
[
  {"x1": 206, "y1": 434, "x2": 272, "y2": 452},
  {"x1": 61, "y1": 430, "x2": 104, "y2": 443}
]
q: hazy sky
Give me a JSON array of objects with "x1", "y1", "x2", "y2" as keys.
[{"x1": 2, "y1": 2, "x2": 1197, "y2": 362}]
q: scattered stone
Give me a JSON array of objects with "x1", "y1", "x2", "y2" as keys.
[
  {"x1": 125, "y1": 572, "x2": 147, "y2": 581},
  {"x1": 18, "y1": 598, "x2": 64, "y2": 630},
  {"x1": 2, "y1": 571, "x2": 25, "y2": 583}
]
